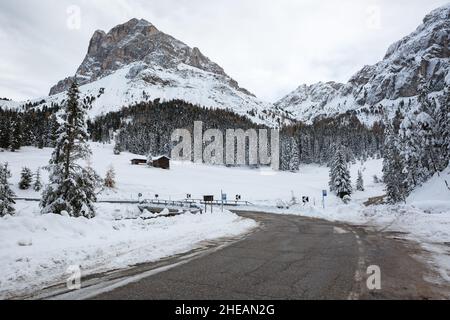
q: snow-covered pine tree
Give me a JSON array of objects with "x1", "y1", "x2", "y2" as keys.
[
  {"x1": 47, "y1": 114, "x2": 59, "y2": 148},
  {"x1": 373, "y1": 175, "x2": 380, "y2": 184},
  {"x1": 398, "y1": 112, "x2": 422, "y2": 193},
  {"x1": 40, "y1": 81, "x2": 100, "y2": 218},
  {"x1": 0, "y1": 118, "x2": 11, "y2": 150},
  {"x1": 104, "y1": 166, "x2": 116, "y2": 189},
  {"x1": 383, "y1": 115, "x2": 407, "y2": 203},
  {"x1": 113, "y1": 142, "x2": 121, "y2": 155},
  {"x1": 437, "y1": 87, "x2": 450, "y2": 170},
  {"x1": 289, "y1": 138, "x2": 300, "y2": 172},
  {"x1": 356, "y1": 170, "x2": 364, "y2": 192},
  {"x1": 280, "y1": 136, "x2": 292, "y2": 171},
  {"x1": 75, "y1": 164, "x2": 100, "y2": 218},
  {"x1": 0, "y1": 163, "x2": 16, "y2": 216},
  {"x1": 329, "y1": 147, "x2": 352, "y2": 199},
  {"x1": 10, "y1": 118, "x2": 22, "y2": 152},
  {"x1": 19, "y1": 167, "x2": 33, "y2": 190},
  {"x1": 416, "y1": 79, "x2": 439, "y2": 176},
  {"x1": 33, "y1": 168, "x2": 42, "y2": 192}
]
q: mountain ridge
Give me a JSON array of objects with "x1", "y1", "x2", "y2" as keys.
[
  {"x1": 26, "y1": 18, "x2": 280, "y2": 126},
  {"x1": 276, "y1": 3, "x2": 450, "y2": 124}
]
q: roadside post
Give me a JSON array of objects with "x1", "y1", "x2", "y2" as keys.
[
  {"x1": 138, "y1": 193, "x2": 142, "y2": 203},
  {"x1": 204, "y1": 195, "x2": 214, "y2": 214},
  {"x1": 221, "y1": 192, "x2": 227, "y2": 212},
  {"x1": 322, "y1": 190, "x2": 327, "y2": 209},
  {"x1": 302, "y1": 196, "x2": 310, "y2": 206}
]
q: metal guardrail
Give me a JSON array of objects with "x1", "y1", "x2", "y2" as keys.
[
  {"x1": 13, "y1": 198, "x2": 254, "y2": 207},
  {"x1": 185, "y1": 199, "x2": 254, "y2": 207},
  {"x1": 13, "y1": 197, "x2": 141, "y2": 204}
]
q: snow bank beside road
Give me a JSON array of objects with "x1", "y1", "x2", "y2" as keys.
[{"x1": 0, "y1": 202, "x2": 257, "y2": 299}]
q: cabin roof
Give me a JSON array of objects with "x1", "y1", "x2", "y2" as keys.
[{"x1": 152, "y1": 156, "x2": 171, "y2": 161}]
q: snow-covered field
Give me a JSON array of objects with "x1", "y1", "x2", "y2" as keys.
[{"x1": 1, "y1": 143, "x2": 449, "y2": 297}]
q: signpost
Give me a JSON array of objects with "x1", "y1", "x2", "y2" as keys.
[
  {"x1": 302, "y1": 196, "x2": 309, "y2": 205},
  {"x1": 204, "y1": 195, "x2": 214, "y2": 213},
  {"x1": 221, "y1": 192, "x2": 227, "y2": 212},
  {"x1": 322, "y1": 190, "x2": 327, "y2": 209},
  {"x1": 138, "y1": 193, "x2": 142, "y2": 203}
]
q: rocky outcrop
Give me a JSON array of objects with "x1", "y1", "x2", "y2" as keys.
[
  {"x1": 50, "y1": 19, "x2": 235, "y2": 95},
  {"x1": 43, "y1": 18, "x2": 280, "y2": 126},
  {"x1": 276, "y1": 3, "x2": 450, "y2": 123}
]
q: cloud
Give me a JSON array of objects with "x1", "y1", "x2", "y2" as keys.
[{"x1": 0, "y1": 0, "x2": 448, "y2": 102}]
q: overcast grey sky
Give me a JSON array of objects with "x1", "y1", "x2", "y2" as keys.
[{"x1": 0, "y1": 0, "x2": 448, "y2": 102}]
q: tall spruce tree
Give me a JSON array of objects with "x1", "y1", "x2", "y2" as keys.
[
  {"x1": 10, "y1": 118, "x2": 22, "y2": 152},
  {"x1": 329, "y1": 147, "x2": 353, "y2": 199},
  {"x1": 0, "y1": 163, "x2": 16, "y2": 216},
  {"x1": 383, "y1": 115, "x2": 407, "y2": 203},
  {"x1": 0, "y1": 118, "x2": 10, "y2": 150},
  {"x1": 356, "y1": 170, "x2": 365, "y2": 192},
  {"x1": 40, "y1": 81, "x2": 99, "y2": 218},
  {"x1": 437, "y1": 87, "x2": 450, "y2": 170},
  {"x1": 289, "y1": 138, "x2": 300, "y2": 172},
  {"x1": 398, "y1": 113, "x2": 422, "y2": 193},
  {"x1": 416, "y1": 79, "x2": 439, "y2": 176}
]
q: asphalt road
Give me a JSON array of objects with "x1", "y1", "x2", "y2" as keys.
[{"x1": 84, "y1": 211, "x2": 446, "y2": 300}]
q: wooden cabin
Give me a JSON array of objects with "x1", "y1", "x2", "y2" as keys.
[
  {"x1": 130, "y1": 159, "x2": 147, "y2": 165},
  {"x1": 152, "y1": 156, "x2": 170, "y2": 170}
]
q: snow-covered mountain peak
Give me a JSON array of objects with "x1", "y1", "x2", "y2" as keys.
[
  {"x1": 0, "y1": 19, "x2": 283, "y2": 126},
  {"x1": 49, "y1": 18, "x2": 229, "y2": 95},
  {"x1": 276, "y1": 4, "x2": 450, "y2": 124}
]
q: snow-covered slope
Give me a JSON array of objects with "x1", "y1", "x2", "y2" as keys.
[
  {"x1": 407, "y1": 164, "x2": 450, "y2": 212},
  {"x1": 276, "y1": 4, "x2": 450, "y2": 124},
  {"x1": 33, "y1": 62, "x2": 279, "y2": 123},
  {"x1": 0, "y1": 18, "x2": 281, "y2": 126}
]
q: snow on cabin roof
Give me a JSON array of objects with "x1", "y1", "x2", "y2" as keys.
[{"x1": 152, "y1": 156, "x2": 170, "y2": 161}]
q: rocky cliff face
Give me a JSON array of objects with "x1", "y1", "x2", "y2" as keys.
[
  {"x1": 276, "y1": 4, "x2": 450, "y2": 123},
  {"x1": 50, "y1": 19, "x2": 229, "y2": 95},
  {"x1": 46, "y1": 18, "x2": 280, "y2": 125}
]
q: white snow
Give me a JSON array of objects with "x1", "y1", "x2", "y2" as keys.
[
  {"x1": 0, "y1": 62, "x2": 280, "y2": 126},
  {"x1": 1, "y1": 144, "x2": 449, "y2": 297},
  {"x1": 0, "y1": 144, "x2": 262, "y2": 299},
  {"x1": 0, "y1": 201, "x2": 256, "y2": 299}
]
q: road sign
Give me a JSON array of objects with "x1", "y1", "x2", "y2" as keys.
[
  {"x1": 222, "y1": 193, "x2": 227, "y2": 201},
  {"x1": 204, "y1": 195, "x2": 214, "y2": 213},
  {"x1": 302, "y1": 196, "x2": 309, "y2": 204},
  {"x1": 138, "y1": 193, "x2": 142, "y2": 198},
  {"x1": 186, "y1": 194, "x2": 192, "y2": 199},
  {"x1": 322, "y1": 190, "x2": 327, "y2": 209},
  {"x1": 236, "y1": 195, "x2": 241, "y2": 201}
]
